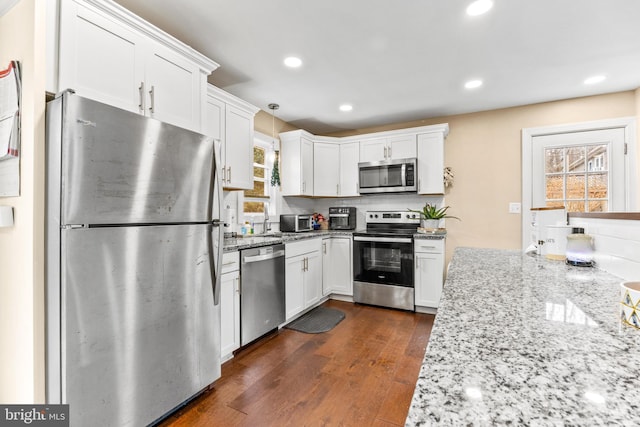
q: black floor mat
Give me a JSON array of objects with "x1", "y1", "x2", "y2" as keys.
[{"x1": 285, "y1": 306, "x2": 345, "y2": 334}]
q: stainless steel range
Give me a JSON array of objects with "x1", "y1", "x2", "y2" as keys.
[{"x1": 352, "y1": 210, "x2": 421, "y2": 311}]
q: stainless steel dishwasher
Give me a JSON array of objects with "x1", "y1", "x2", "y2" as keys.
[{"x1": 240, "y1": 244, "x2": 286, "y2": 345}]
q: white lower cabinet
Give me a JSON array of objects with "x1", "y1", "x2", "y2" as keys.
[
  {"x1": 220, "y1": 252, "x2": 240, "y2": 361},
  {"x1": 414, "y1": 239, "x2": 445, "y2": 309},
  {"x1": 285, "y1": 239, "x2": 322, "y2": 320},
  {"x1": 322, "y1": 237, "x2": 353, "y2": 296}
]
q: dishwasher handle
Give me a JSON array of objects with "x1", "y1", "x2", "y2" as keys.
[{"x1": 243, "y1": 250, "x2": 285, "y2": 264}]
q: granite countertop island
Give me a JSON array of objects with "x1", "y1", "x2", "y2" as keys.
[{"x1": 406, "y1": 247, "x2": 640, "y2": 426}]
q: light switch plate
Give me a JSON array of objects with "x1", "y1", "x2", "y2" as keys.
[{"x1": 509, "y1": 202, "x2": 521, "y2": 214}]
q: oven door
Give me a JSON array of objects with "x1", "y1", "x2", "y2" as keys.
[{"x1": 353, "y1": 235, "x2": 413, "y2": 287}]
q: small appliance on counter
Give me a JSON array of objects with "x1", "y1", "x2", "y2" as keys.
[
  {"x1": 280, "y1": 214, "x2": 314, "y2": 232},
  {"x1": 329, "y1": 207, "x2": 357, "y2": 230}
]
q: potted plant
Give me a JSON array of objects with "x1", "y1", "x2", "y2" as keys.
[{"x1": 408, "y1": 203, "x2": 460, "y2": 230}]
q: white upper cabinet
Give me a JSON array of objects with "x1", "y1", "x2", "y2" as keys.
[
  {"x1": 359, "y1": 138, "x2": 387, "y2": 163},
  {"x1": 204, "y1": 85, "x2": 259, "y2": 190},
  {"x1": 360, "y1": 135, "x2": 416, "y2": 162},
  {"x1": 281, "y1": 124, "x2": 447, "y2": 197},
  {"x1": 280, "y1": 130, "x2": 314, "y2": 196},
  {"x1": 313, "y1": 142, "x2": 340, "y2": 197},
  {"x1": 339, "y1": 142, "x2": 360, "y2": 197},
  {"x1": 54, "y1": 0, "x2": 219, "y2": 132},
  {"x1": 417, "y1": 132, "x2": 445, "y2": 194}
]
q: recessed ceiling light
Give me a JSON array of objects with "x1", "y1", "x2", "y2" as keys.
[
  {"x1": 284, "y1": 56, "x2": 302, "y2": 68},
  {"x1": 339, "y1": 104, "x2": 353, "y2": 112},
  {"x1": 464, "y1": 79, "x2": 483, "y2": 89},
  {"x1": 584, "y1": 75, "x2": 606, "y2": 85},
  {"x1": 466, "y1": 0, "x2": 493, "y2": 16}
]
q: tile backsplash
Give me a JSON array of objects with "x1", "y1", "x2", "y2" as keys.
[
  {"x1": 568, "y1": 217, "x2": 640, "y2": 281},
  {"x1": 224, "y1": 189, "x2": 444, "y2": 230}
]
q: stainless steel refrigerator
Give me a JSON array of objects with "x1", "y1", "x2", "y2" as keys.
[{"x1": 45, "y1": 91, "x2": 223, "y2": 426}]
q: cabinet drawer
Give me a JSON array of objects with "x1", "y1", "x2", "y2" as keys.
[
  {"x1": 286, "y1": 238, "x2": 322, "y2": 258},
  {"x1": 222, "y1": 251, "x2": 240, "y2": 274},
  {"x1": 414, "y1": 239, "x2": 444, "y2": 253}
]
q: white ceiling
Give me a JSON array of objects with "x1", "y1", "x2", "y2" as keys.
[{"x1": 114, "y1": 0, "x2": 640, "y2": 134}]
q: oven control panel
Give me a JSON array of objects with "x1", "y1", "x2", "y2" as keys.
[{"x1": 365, "y1": 211, "x2": 420, "y2": 224}]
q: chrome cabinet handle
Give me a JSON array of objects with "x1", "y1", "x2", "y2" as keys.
[
  {"x1": 148, "y1": 85, "x2": 155, "y2": 114},
  {"x1": 388, "y1": 145, "x2": 391, "y2": 158},
  {"x1": 222, "y1": 165, "x2": 226, "y2": 183},
  {"x1": 227, "y1": 167, "x2": 231, "y2": 183},
  {"x1": 384, "y1": 146, "x2": 388, "y2": 158},
  {"x1": 235, "y1": 277, "x2": 241, "y2": 295},
  {"x1": 138, "y1": 82, "x2": 145, "y2": 113},
  {"x1": 323, "y1": 242, "x2": 327, "y2": 254},
  {"x1": 336, "y1": 184, "x2": 339, "y2": 195}
]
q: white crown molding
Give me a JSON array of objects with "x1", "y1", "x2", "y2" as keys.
[
  {"x1": 280, "y1": 123, "x2": 449, "y2": 144},
  {"x1": 207, "y1": 84, "x2": 259, "y2": 115}
]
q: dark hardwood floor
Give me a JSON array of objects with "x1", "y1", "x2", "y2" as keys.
[{"x1": 159, "y1": 300, "x2": 435, "y2": 427}]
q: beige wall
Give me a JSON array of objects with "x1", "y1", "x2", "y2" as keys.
[
  {"x1": 0, "y1": 0, "x2": 46, "y2": 404},
  {"x1": 329, "y1": 91, "x2": 637, "y2": 263},
  {"x1": 254, "y1": 109, "x2": 298, "y2": 138}
]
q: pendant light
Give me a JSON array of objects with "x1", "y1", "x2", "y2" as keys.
[{"x1": 268, "y1": 103, "x2": 281, "y2": 187}]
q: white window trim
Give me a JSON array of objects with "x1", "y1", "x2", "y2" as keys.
[
  {"x1": 521, "y1": 117, "x2": 637, "y2": 250},
  {"x1": 237, "y1": 131, "x2": 278, "y2": 224}
]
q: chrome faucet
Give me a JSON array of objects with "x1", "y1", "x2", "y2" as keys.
[{"x1": 263, "y1": 203, "x2": 271, "y2": 232}]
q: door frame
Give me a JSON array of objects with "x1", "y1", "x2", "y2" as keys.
[{"x1": 521, "y1": 117, "x2": 637, "y2": 249}]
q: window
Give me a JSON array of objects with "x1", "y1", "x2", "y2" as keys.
[
  {"x1": 240, "y1": 132, "x2": 277, "y2": 223},
  {"x1": 243, "y1": 145, "x2": 269, "y2": 214},
  {"x1": 544, "y1": 144, "x2": 609, "y2": 212}
]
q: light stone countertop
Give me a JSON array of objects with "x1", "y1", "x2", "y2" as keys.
[
  {"x1": 223, "y1": 230, "x2": 353, "y2": 252},
  {"x1": 406, "y1": 247, "x2": 640, "y2": 426}
]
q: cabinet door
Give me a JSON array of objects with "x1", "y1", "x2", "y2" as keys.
[
  {"x1": 224, "y1": 106, "x2": 254, "y2": 190},
  {"x1": 339, "y1": 142, "x2": 360, "y2": 196},
  {"x1": 301, "y1": 137, "x2": 314, "y2": 196},
  {"x1": 359, "y1": 138, "x2": 387, "y2": 162},
  {"x1": 322, "y1": 239, "x2": 332, "y2": 295},
  {"x1": 388, "y1": 135, "x2": 417, "y2": 160},
  {"x1": 329, "y1": 238, "x2": 353, "y2": 295},
  {"x1": 417, "y1": 133, "x2": 445, "y2": 194},
  {"x1": 314, "y1": 143, "x2": 340, "y2": 196},
  {"x1": 145, "y1": 43, "x2": 201, "y2": 131},
  {"x1": 285, "y1": 255, "x2": 305, "y2": 320},
  {"x1": 304, "y1": 251, "x2": 323, "y2": 308},
  {"x1": 414, "y1": 252, "x2": 444, "y2": 308},
  {"x1": 220, "y1": 270, "x2": 240, "y2": 360},
  {"x1": 58, "y1": 0, "x2": 144, "y2": 114}
]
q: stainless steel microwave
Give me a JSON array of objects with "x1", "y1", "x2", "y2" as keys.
[
  {"x1": 279, "y1": 214, "x2": 314, "y2": 232},
  {"x1": 358, "y1": 158, "x2": 417, "y2": 194}
]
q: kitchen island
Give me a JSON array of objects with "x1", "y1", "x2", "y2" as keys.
[{"x1": 406, "y1": 247, "x2": 640, "y2": 426}]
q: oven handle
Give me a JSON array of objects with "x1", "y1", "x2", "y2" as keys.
[
  {"x1": 330, "y1": 213, "x2": 350, "y2": 217},
  {"x1": 354, "y1": 236, "x2": 412, "y2": 244}
]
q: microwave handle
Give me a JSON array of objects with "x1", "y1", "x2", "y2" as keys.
[{"x1": 401, "y1": 163, "x2": 407, "y2": 187}]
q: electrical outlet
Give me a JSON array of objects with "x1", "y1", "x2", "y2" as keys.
[{"x1": 509, "y1": 202, "x2": 521, "y2": 214}]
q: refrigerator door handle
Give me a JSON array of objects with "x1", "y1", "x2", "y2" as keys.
[{"x1": 209, "y1": 140, "x2": 224, "y2": 306}]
